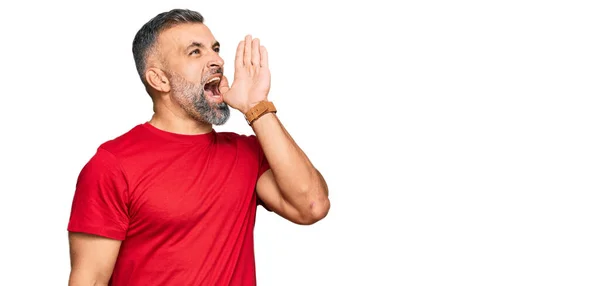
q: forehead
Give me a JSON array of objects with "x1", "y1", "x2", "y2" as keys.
[{"x1": 157, "y1": 23, "x2": 216, "y2": 50}]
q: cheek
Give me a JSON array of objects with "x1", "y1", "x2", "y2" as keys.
[{"x1": 181, "y1": 62, "x2": 205, "y2": 81}]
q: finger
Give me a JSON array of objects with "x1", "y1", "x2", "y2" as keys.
[
  {"x1": 218, "y1": 75, "x2": 230, "y2": 94},
  {"x1": 260, "y1": 45, "x2": 269, "y2": 68},
  {"x1": 244, "y1": 35, "x2": 252, "y2": 66},
  {"x1": 235, "y1": 41, "x2": 244, "y2": 70},
  {"x1": 251, "y1": 38, "x2": 260, "y2": 66}
]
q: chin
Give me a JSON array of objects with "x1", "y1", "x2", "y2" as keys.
[{"x1": 197, "y1": 106, "x2": 230, "y2": 126}]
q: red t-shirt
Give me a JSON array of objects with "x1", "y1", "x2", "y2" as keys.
[{"x1": 67, "y1": 122, "x2": 270, "y2": 285}]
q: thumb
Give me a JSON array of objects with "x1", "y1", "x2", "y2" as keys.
[{"x1": 218, "y1": 75, "x2": 230, "y2": 94}]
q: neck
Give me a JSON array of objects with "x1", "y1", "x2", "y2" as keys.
[{"x1": 148, "y1": 101, "x2": 213, "y2": 135}]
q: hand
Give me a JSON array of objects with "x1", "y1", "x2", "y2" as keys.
[{"x1": 219, "y1": 35, "x2": 271, "y2": 114}]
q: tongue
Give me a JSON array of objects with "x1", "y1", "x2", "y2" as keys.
[{"x1": 204, "y1": 83, "x2": 216, "y2": 97}]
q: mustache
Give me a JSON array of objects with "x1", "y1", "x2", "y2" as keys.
[
  {"x1": 200, "y1": 67, "x2": 223, "y2": 84},
  {"x1": 208, "y1": 67, "x2": 223, "y2": 76}
]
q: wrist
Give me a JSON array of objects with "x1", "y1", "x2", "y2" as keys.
[
  {"x1": 243, "y1": 100, "x2": 277, "y2": 125},
  {"x1": 239, "y1": 102, "x2": 259, "y2": 115}
]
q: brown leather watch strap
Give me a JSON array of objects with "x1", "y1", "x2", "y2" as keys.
[{"x1": 244, "y1": 101, "x2": 277, "y2": 125}]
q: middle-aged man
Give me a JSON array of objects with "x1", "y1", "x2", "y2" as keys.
[{"x1": 67, "y1": 8, "x2": 330, "y2": 286}]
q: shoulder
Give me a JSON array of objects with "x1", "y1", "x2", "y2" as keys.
[
  {"x1": 215, "y1": 131, "x2": 264, "y2": 159},
  {"x1": 216, "y1": 131, "x2": 261, "y2": 149},
  {"x1": 73, "y1": 124, "x2": 149, "y2": 177},
  {"x1": 96, "y1": 124, "x2": 150, "y2": 157},
  {"x1": 80, "y1": 125, "x2": 146, "y2": 173},
  {"x1": 78, "y1": 124, "x2": 153, "y2": 184}
]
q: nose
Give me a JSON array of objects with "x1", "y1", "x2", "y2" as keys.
[{"x1": 207, "y1": 53, "x2": 224, "y2": 70}]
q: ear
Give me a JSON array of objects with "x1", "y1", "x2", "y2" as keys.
[{"x1": 145, "y1": 68, "x2": 171, "y2": 93}]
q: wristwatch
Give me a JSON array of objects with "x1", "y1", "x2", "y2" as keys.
[{"x1": 244, "y1": 101, "x2": 277, "y2": 125}]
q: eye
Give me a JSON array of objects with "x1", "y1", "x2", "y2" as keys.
[
  {"x1": 189, "y1": 49, "x2": 200, "y2": 56},
  {"x1": 213, "y1": 47, "x2": 220, "y2": 53}
]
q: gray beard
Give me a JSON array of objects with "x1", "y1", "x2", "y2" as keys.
[{"x1": 169, "y1": 72, "x2": 230, "y2": 126}]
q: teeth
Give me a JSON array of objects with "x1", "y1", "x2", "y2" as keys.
[{"x1": 207, "y1": 77, "x2": 220, "y2": 84}]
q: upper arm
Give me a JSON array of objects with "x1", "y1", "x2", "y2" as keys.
[
  {"x1": 67, "y1": 147, "x2": 130, "y2": 284},
  {"x1": 256, "y1": 169, "x2": 329, "y2": 225},
  {"x1": 68, "y1": 232, "x2": 122, "y2": 285},
  {"x1": 256, "y1": 169, "x2": 307, "y2": 224},
  {"x1": 251, "y1": 134, "x2": 328, "y2": 225}
]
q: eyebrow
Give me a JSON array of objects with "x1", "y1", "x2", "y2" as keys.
[{"x1": 186, "y1": 41, "x2": 220, "y2": 51}]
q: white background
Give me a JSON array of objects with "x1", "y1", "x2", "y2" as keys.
[{"x1": 0, "y1": 0, "x2": 599, "y2": 285}]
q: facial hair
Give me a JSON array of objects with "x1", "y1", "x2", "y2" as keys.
[{"x1": 168, "y1": 71, "x2": 230, "y2": 126}]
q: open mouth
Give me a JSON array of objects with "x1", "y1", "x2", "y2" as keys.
[{"x1": 203, "y1": 76, "x2": 222, "y2": 101}]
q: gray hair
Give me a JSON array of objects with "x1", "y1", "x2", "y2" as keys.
[{"x1": 132, "y1": 9, "x2": 204, "y2": 84}]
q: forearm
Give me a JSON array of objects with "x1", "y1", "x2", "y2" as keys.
[
  {"x1": 251, "y1": 112, "x2": 329, "y2": 214},
  {"x1": 68, "y1": 271, "x2": 109, "y2": 286},
  {"x1": 69, "y1": 282, "x2": 107, "y2": 286}
]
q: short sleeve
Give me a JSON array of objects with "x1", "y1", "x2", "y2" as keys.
[
  {"x1": 257, "y1": 142, "x2": 271, "y2": 179},
  {"x1": 67, "y1": 148, "x2": 130, "y2": 240},
  {"x1": 250, "y1": 135, "x2": 272, "y2": 211}
]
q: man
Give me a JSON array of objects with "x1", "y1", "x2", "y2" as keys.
[{"x1": 67, "y1": 8, "x2": 329, "y2": 286}]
